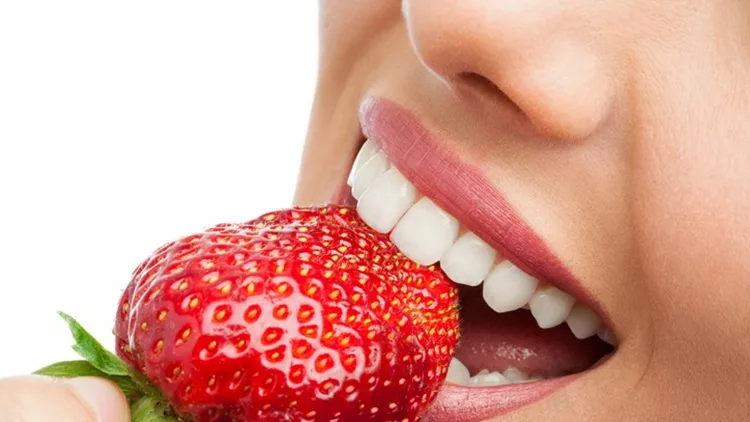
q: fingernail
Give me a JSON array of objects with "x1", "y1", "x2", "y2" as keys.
[{"x1": 67, "y1": 377, "x2": 127, "y2": 422}]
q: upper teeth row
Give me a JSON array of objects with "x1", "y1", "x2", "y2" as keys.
[{"x1": 348, "y1": 140, "x2": 614, "y2": 344}]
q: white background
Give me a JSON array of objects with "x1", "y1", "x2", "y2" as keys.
[{"x1": 0, "y1": 2, "x2": 319, "y2": 376}]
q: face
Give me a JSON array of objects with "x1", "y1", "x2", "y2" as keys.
[{"x1": 294, "y1": 1, "x2": 750, "y2": 421}]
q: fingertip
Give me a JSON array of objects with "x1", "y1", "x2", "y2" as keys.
[{"x1": 66, "y1": 377, "x2": 130, "y2": 422}]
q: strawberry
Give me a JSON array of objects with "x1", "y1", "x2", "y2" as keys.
[{"x1": 36, "y1": 205, "x2": 460, "y2": 422}]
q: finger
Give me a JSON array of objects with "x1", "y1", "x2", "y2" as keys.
[{"x1": 0, "y1": 375, "x2": 130, "y2": 422}]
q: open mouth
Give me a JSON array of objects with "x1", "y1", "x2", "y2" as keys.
[{"x1": 331, "y1": 97, "x2": 616, "y2": 420}]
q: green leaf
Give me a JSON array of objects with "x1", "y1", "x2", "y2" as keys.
[
  {"x1": 35, "y1": 312, "x2": 181, "y2": 421},
  {"x1": 35, "y1": 359, "x2": 110, "y2": 378},
  {"x1": 56, "y1": 312, "x2": 162, "y2": 398},
  {"x1": 57, "y1": 311, "x2": 131, "y2": 377},
  {"x1": 130, "y1": 396, "x2": 182, "y2": 422},
  {"x1": 34, "y1": 360, "x2": 141, "y2": 399}
]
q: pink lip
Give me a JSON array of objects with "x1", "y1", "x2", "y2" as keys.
[
  {"x1": 422, "y1": 376, "x2": 578, "y2": 421},
  {"x1": 357, "y1": 97, "x2": 598, "y2": 420}
]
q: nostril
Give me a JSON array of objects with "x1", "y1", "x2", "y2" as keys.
[
  {"x1": 456, "y1": 71, "x2": 523, "y2": 114},
  {"x1": 456, "y1": 68, "x2": 611, "y2": 142}
]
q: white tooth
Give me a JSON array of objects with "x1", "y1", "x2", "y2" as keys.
[
  {"x1": 347, "y1": 139, "x2": 379, "y2": 187},
  {"x1": 501, "y1": 367, "x2": 529, "y2": 383},
  {"x1": 528, "y1": 286, "x2": 576, "y2": 329},
  {"x1": 390, "y1": 197, "x2": 460, "y2": 265},
  {"x1": 357, "y1": 168, "x2": 417, "y2": 233},
  {"x1": 566, "y1": 304, "x2": 601, "y2": 339},
  {"x1": 482, "y1": 261, "x2": 539, "y2": 313},
  {"x1": 597, "y1": 328, "x2": 616, "y2": 346},
  {"x1": 468, "y1": 371, "x2": 510, "y2": 387},
  {"x1": 445, "y1": 358, "x2": 471, "y2": 386},
  {"x1": 350, "y1": 151, "x2": 390, "y2": 200},
  {"x1": 440, "y1": 232, "x2": 496, "y2": 286}
]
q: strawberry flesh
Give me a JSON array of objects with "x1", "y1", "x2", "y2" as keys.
[{"x1": 114, "y1": 206, "x2": 460, "y2": 421}]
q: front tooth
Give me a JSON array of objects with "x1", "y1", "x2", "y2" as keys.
[
  {"x1": 501, "y1": 367, "x2": 529, "y2": 383},
  {"x1": 566, "y1": 304, "x2": 601, "y2": 339},
  {"x1": 468, "y1": 371, "x2": 511, "y2": 387},
  {"x1": 390, "y1": 197, "x2": 460, "y2": 265},
  {"x1": 528, "y1": 286, "x2": 576, "y2": 329},
  {"x1": 482, "y1": 261, "x2": 539, "y2": 312},
  {"x1": 445, "y1": 358, "x2": 471, "y2": 386},
  {"x1": 357, "y1": 168, "x2": 417, "y2": 233},
  {"x1": 350, "y1": 151, "x2": 390, "y2": 200},
  {"x1": 440, "y1": 232, "x2": 497, "y2": 286},
  {"x1": 347, "y1": 139, "x2": 379, "y2": 187}
]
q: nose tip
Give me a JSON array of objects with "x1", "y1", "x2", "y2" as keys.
[{"x1": 402, "y1": 0, "x2": 614, "y2": 141}]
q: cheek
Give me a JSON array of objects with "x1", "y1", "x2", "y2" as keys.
[
  {"x1": 634, "y1": 90, "x2": 750, "y2": 293},
  {"x1": 637, "y1": 128, "x2": 750, "y2": 326},
  {"x1": 631, "y1": 72, "x2": 750, "y2": 370},
  {"x1": 629, "y1": 77, "x2": 750, "y2": 411}
]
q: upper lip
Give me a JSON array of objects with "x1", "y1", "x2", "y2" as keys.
[{"x1": 357, "y1": 95, "x2": 605, "y2": 320}]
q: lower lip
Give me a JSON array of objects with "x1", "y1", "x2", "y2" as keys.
[
  {"x1": 426, "y1": 352, "x2": 612, "y2": 421},
  {"x1": 423, "y1": 375, "x2": 579, "y2": 421}
]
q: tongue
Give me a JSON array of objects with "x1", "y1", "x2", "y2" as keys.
[{"x1": 454, "y1": 285, "x2": 612, "y2": 377}]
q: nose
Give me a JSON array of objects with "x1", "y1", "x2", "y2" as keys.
[{"x1": 401, "y1": 0, "x2": 614, "y2": 141}]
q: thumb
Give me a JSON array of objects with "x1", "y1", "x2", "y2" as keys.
[{"x1": 0, "y1": 375, "x2": 130, "y2": 422}]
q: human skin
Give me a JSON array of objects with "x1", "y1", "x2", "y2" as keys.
[
  {"x1": 294, "y1": 1, "x2": 750, "y2": 421},
  {"x1": 0, "y1": 375, "x2": 129, "y2": 422}
]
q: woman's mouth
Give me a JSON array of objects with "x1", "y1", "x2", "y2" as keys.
[{"x1": 329, "y1": 97, "x2": 616, "y2": 420}]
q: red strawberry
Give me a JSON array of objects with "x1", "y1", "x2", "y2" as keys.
[{"x1": 38, "y1": 205, "x2": 460, "y2": 422}]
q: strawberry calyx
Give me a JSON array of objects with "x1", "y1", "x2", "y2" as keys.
[{"x1": 34, "y1": 312, "x2": 180, "y2": 422}]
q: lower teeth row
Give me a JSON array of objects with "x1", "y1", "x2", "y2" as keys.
[
  {"x1": 468, "y1": 368, "x2": 547, "y2": 387},
  {"x1": 446, "y1": 358, "x2": 548, "y2": 387}
]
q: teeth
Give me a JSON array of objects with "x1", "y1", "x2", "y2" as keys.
[
  {"x1": 468, "y1": 370, "x2": 511, "y2": 387},
  {"x1": 565, "y1": 304, "x2": 601, "y2": 339},
  {"x1": 445, "y1": 358, "x2": 471, "y2": 386},
  {"x1": 440, "y1": 232, "x2": 497, "y2": 286},
  {"x1": 357, "y1": 168, "x2": 417, "y2": 233},
  {"x1": 528, "y1": 286, "x2": 576, "y2": 329},
  {"x1": 347, "y1": 144, "x2": 615, "y2": 344},
  {"x1": 482, "y1": 261, "x2": 539, "y2": 312},
  {"x1": 350, "y1": 150, "x2": 390, "y2": 200},
  {"x1": 501, "y1": 367, "x2": 529, "y2": 383},
  {"x1": 390, "y1": 197, "x2": 459, "y2": 265},
  {"x1": 347, "y1": 139, "x2": 379, "y2": 187},
  {"x1": 460, "y1": 368, "x2": 545, "y2": 387},
  {"x1": 597, "y1": 328, "x2": 616, "y2": 346}
]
